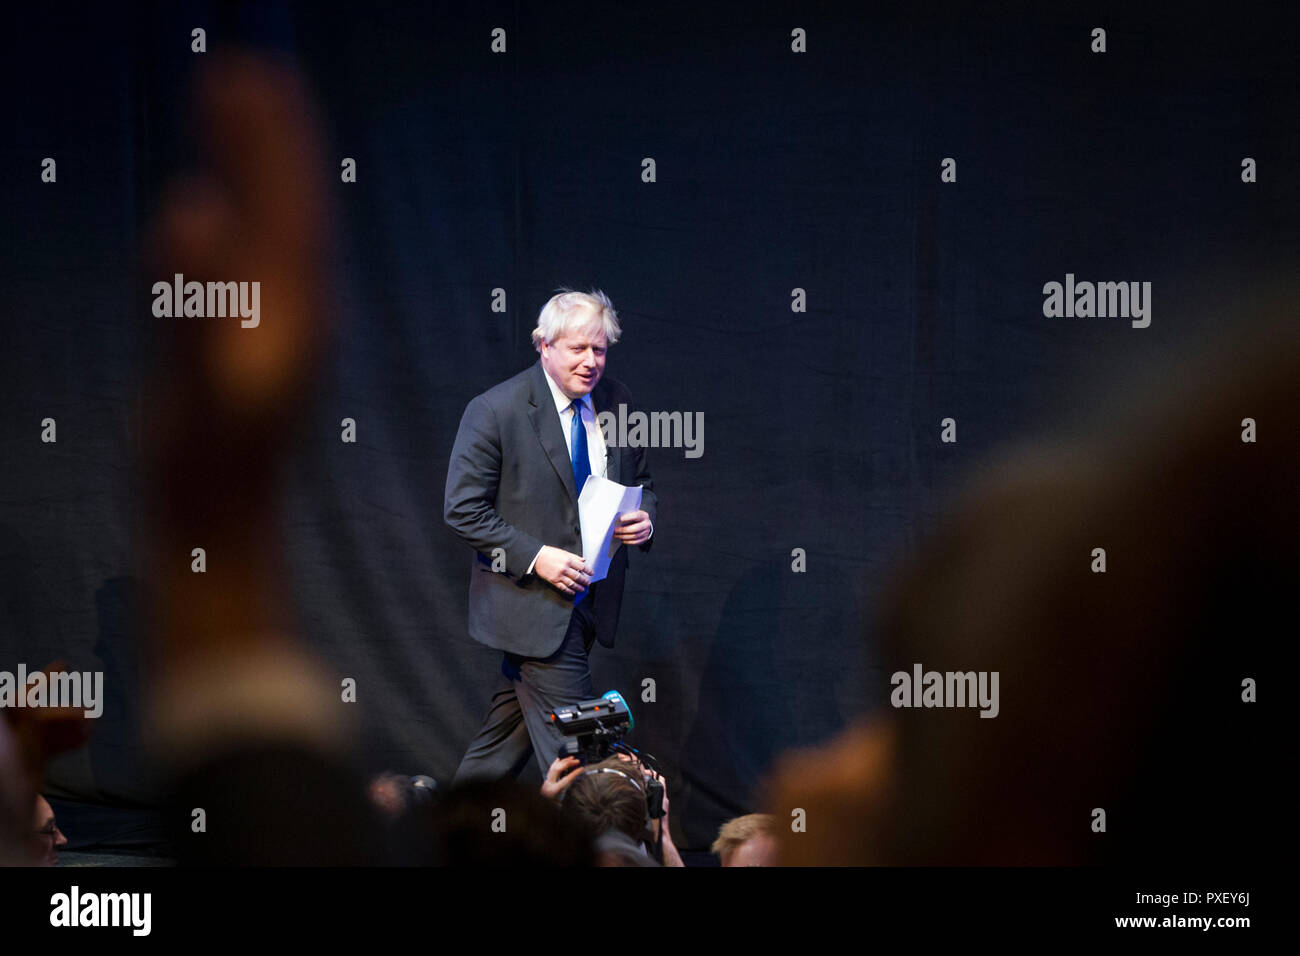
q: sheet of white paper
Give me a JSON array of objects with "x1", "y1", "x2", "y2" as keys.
[{"x1": 577, "y1": 475, "x2": 644, "y2": 584}]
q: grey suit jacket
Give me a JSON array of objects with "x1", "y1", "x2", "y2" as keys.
[{"x1": 444, "y1": 360, "x2": 657, "y2": 658}]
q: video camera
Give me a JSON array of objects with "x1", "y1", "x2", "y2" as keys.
[
  {"x1": 551, "y1": 691, "x2": 633, "y2": 765},
  {"x1": 550, "y1": 690, "x2": 664, "y2": 821}
]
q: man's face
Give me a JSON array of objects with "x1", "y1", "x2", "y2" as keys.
[
  {"x1": 540, "y1": 318, "x2": 607, "y2": 399},
  {"x1": 33, "y1": 795, "x2": 67, "y2": 866}
]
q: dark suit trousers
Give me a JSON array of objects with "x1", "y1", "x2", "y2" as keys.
[{"x1": 453, "y1": 592, "x2": 598, "y2": 782}]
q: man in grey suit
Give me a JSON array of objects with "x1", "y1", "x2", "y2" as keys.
[{"x1": 444, "y1": 289, "x2": 656, "y2": 781}]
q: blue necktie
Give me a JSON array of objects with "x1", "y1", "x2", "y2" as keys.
[
  {"x1": 569, "y1": 399, "x2": 591, "y2": 606},
  {"x1": 570, "y1": 399, "x2": 591, "y2": 496}
]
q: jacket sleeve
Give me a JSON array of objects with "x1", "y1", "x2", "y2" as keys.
[
  {"x1": 443, "y1": 395, "x2": 544, "y2": 577},
  {"x1": 624, "y1": 389, "x2": 658, "y2": 555}
]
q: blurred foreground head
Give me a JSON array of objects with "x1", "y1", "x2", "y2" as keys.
[
  {"x1": 769, "y1": 305, "x2": 1294, "y2": 865},
  {"x1": 430, "y1": 780, "x2": 594, "y2": 866}
]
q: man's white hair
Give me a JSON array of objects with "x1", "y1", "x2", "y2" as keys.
[{"x1": 531, "y1": 288, "x2": 622, "y2": 352}]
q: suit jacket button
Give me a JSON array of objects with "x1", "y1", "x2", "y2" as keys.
[{"x1": 573, "y1": 525, "x2": 581, "y2": 535}]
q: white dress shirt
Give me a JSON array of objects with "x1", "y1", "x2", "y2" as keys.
[{"x1": 543, "y1": 361, "x2": 609, "y2": 485}]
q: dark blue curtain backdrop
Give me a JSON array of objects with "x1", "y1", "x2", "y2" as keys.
[{"x1": 3, "y1": 2, "x2": 1296, "y2": 850}]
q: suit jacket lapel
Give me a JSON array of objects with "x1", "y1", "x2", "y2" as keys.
[
  {"x1": 528, "y1": 361, "x2": 579, "y2": 503},
  {"x1": 528, "y1": 361, "x2": 620, "y2": 501}
]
